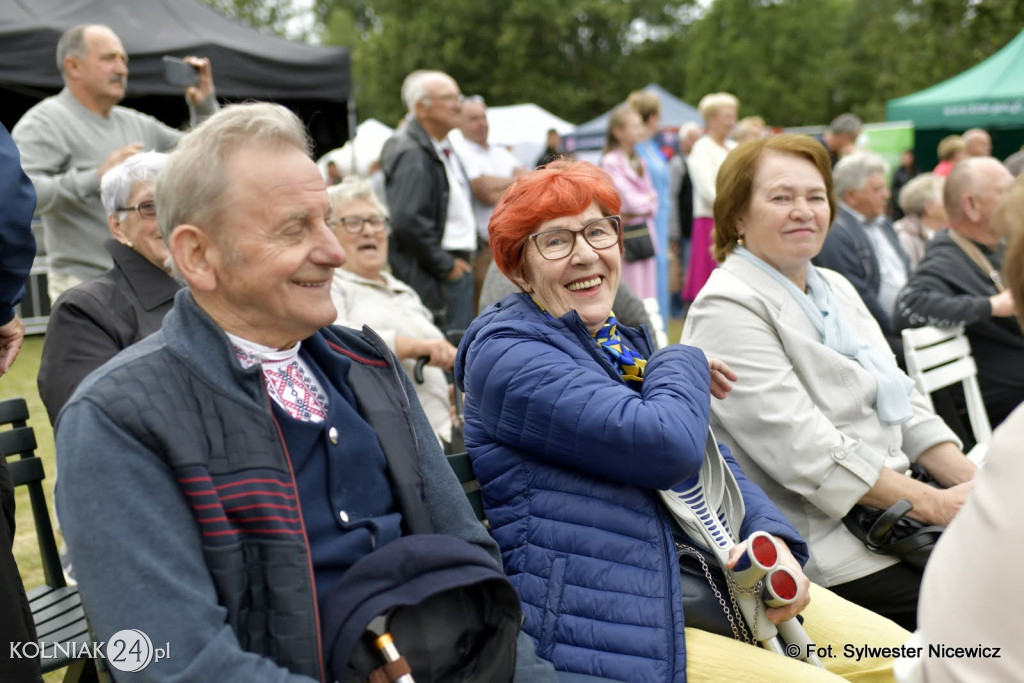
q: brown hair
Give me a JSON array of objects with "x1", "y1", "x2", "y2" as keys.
[
  {"x1": 602, "y1": 105, "x2": 639, "y2": 156},
  {"x1": 712, "y1": 134, "x2": 835, "y2": 262},
  {"x1": 627, "y1": 90, "x2": 661, "y2": 123},
  {"x1": 489, "y1": 160, "x2": 622, "y2": 285}
]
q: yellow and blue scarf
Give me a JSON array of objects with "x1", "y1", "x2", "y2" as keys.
[{"x1": 532, "y1": 297, "x2": 646, "y2": 387}]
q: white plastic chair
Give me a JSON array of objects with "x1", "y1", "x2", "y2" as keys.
[
  {"x1": 641, "y1": 297, "x2": 669, "y2": 350},
  {"x1": 901, "y1": 325, "x2": 991, "y2": 466}
]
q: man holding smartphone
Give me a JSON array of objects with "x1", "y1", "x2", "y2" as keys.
[{"x1": 12, "y1": 23, "x2": 218, "y2": 302}]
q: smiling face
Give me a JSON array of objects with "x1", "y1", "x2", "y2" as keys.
[
  {"x1": 110, "y1": 181, "x2": 169, "y2": 272},
  {"x1": 200, "y1": 144, "x2": 345, "y2": 348},
  {"x1": 334, "y1": 198, "x2": 389, "y2": 281},
  {"x1": 737, "y1": 151, "x2": 831, "y2": 288},
  {"x1": 519, "y1": 202, "x2": 621, "y2": 334}
]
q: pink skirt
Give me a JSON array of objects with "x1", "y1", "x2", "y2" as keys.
[
  {"x1": 682, "y1": 217, "x2": 717, "y2": 302},
  {"x1": 621, "y1": 256, "x2": 657, "y2": 301}
]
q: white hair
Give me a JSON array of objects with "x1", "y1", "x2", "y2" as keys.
[
  {"x1": 833, "y1": 150, "x2": 889, "y2": 199},
  {"x1": 401, "y1": 70, "x2": 448, "y2": 114},
  {"x1": 897, "y1": 173, "x2": 943, "y2": 217},
  {"x1": 327, "y1": 176, "x2": 388, "y2": 218},
  {"x1": 100, "y1": 152, "x2": 168, "y2": 218},
  {"x1": 155, "y1": 102, "x2": 310, "y2": 244}
]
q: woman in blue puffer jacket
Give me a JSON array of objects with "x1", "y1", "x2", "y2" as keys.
[{"x1": 455, "y1": 160, "x2": 908, "y2": 682}]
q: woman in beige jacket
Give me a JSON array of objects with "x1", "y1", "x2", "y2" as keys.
[{"x1": 682, "y1": 134, "x2": 976, "y2": 631}]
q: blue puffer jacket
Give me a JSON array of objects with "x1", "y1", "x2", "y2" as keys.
[{"x1": 455, "y1": 294, "x2": 808, "y2": 682}]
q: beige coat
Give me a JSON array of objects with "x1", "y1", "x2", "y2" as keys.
[
  {"x1": 919, "y1": 404, "x2": 1024, "y2": 681},
  {"x1": 682, "y1": 254, "x2": 958, "y2": 585}
]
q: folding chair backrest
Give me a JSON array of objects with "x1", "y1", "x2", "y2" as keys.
[
  {"x1": 447, "y1": 452, "x2": 487, "y2": 526},
  {"x1": 0, "y1": 398, "x2": 99, "y2": 678},
  {"x1": 901, "y1": 325, "x2": 993, "y2": 453}
]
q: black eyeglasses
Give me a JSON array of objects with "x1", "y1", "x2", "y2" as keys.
[
  {"x1": 116, "y1": 200, "x2": 157, "y2": 220},
  {"x1": 331, "y1": 215, "x2": 391, "y2": 234},
  {"x1": 528, "y1": 215, "x2": 621, "y2": 260}
]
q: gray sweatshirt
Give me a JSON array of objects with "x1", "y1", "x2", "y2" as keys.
[{"x1": 12, "y1": 89, "x2": 216, "y2": 282}]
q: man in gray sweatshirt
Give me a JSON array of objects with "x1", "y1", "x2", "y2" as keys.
[{"x1": 12, "y1": 23, "x2": 217, "y2": 302}]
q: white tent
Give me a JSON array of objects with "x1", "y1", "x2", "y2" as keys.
[
  {"x1": 317, "y1": 118, "x2": 394, "y2": 178},
  {"x1": 478, "y1": 103, "x2": 574, "y2": 168}
]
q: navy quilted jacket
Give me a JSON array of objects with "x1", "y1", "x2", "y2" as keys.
[{"x1": 455, "y1": 294, "x2": 807, "y2": 682}]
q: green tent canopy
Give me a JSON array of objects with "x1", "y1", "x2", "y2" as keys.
[{"x1": 886, "y1": 30, "x2": 1024, "y2": 130}]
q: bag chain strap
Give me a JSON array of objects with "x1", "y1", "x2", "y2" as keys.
[
  {"x1": 676, "y1": 543, "x2": 760, "y2": 645},
  {"x1": 948, "y1": 230, "x2": 1005, "y2": 292}
]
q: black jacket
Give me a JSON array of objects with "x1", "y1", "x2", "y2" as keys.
[
  {"x1": 895, "y1": 231, "x2": 1024, "y2": 425},
  {"x1": 814, "y1": 204, "x2": 909, "y2": 333},
  {"x1": 382, "y1": 119, "x2": 452, "y2": 315},
  {"x1": 37, "y1": 238, "x2": 180, "y2": 424}
]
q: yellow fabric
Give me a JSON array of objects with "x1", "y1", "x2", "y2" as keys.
[{"x1": 686, "y1": 583, "x2": 908, "y2": 682}]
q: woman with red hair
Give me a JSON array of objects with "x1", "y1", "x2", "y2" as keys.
[{"x1": 455, "y1": 160, "x2": 869, "y2": 681}]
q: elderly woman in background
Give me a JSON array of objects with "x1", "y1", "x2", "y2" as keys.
[
  {"x1": 682, "y1": 92, "x2": 739, "y2": 303},
  {"x1": 457, "y1": 159, "x2": 908, "y2": 682},
  {"x1": 328, "y1": 177, "x2": 456, "y2": 446},
  {"x1": 37, "y1": 152, "x2": 180, "y2": 425},
  {"x1": 600, "y1": 105, "x2": 658, "y2": 299},
  {"x1": 682, "y1": 134, "x2": 976, "y2": 630},
  {"x1": 894, "y1": 173, "x2": 946, "y2": 271},
  {"x1": 628, "y1": 89, "x2": 671, "y2": 315}
]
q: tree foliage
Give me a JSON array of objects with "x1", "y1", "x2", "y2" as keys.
[{"x1": 206, "y1": 0, "x2": 1024, "y2": 128}]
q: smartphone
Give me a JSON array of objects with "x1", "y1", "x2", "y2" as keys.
[{"x1": 162, "y1": 56, "x2": 200, "y2": 89}]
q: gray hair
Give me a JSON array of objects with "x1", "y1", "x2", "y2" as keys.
[
  {"x1": 100, "y1": 151, "x2": 168, "y2": 218},
  {"x1": 155, "y1": 102, "x2": 310, "y2": 244},
  {"x1": 401, "y1": 70, "x2": 448, "y2": 113},
  {"x1": 697, "y1": 92, "x2": 739, "y2": 119},
  {"x1": 829, "y1": 113, "x2": 862, "y2": 138},
  {"x1": 897, "y1": 173, "x2": 943, "y2": 217},
  {"x1": 833, "y1": 150, "x2": 888, "y2": 199},
  {"x1": 56, "y1": 24, "x2": 99, "y2": 77},
  {"x1": 326, "y1": 176, "x2": 388, "y2": 218}
]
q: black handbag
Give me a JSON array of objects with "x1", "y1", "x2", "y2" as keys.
[
  {"x1": 622, "y1": 221, "x2": 656, "y2": 262},
  {"x1": 841, "y1": 466, "x2": 944, "y2": 571}
]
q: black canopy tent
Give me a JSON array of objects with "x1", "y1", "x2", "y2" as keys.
[{"x1": 0, "y1": 0, "x2": 351, "y2": 157}]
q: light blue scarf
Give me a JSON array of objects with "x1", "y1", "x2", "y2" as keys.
[{"x1": 734, "y1": 246, "x2": 914, "y2": 425}]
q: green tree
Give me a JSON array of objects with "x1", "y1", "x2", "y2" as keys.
[
  {"x1": 317, "y1": 0, "x2": 698, "y2": 125},
  {"x1": 198, "y1": 0, "x2": 314, "y2": 40}
]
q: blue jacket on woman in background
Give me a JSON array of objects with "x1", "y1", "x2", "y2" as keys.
[{"x1": 456, "y1": 293, "x2": 808, "y2": 682}]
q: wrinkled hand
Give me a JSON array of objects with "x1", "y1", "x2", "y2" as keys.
[
  {"x1": 726, "y1": 537, "x2": 811, "y2": 624},
  {"x1": 423, "y1": 338, "x2": 457, "y2": 371},
  {"x1": 707, "y1": 357, "x2": 736, "y2": 400},
  {"x1": 930, "y1": 480, "x2": 975, "y2": 526},
  {"x1": 98, "y1": 143, "x2": 143, "y2": 178},
  {"x1": 184, "y1": 56, "x2": 214, "y2": 105},
  {"x1": 0, "y1": 315, "x2": 26, "y2": 377}
]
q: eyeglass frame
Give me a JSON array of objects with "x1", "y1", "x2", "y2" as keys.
[
  {"x1": 526, "y1": 215, "x2": 622, "y2": 261},
  {"x1": 425, "y1": 93, "x2": 465, "y2": 105},
  {"x1": 330, "y1": 214, "x2": 391, "y2": 235},
  {"x1": 115, "y1": 199, "x2": 157, "y2": 220}
]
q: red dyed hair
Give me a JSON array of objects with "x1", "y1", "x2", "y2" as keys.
[{"x1": 488, "y1": 159, "x2": 622, "y2": 285}]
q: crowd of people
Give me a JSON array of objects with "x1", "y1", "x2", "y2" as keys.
[{"x1": 3, "y1": 20, "x2": 1024, "y2": 683}]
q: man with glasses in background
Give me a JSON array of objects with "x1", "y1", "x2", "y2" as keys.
[
  {"x1": 12, "y1": 23, "x2": 216, "y2": 302},
  {"x1": 383, "y1": 70, "x2": 477, "y2": 331}
]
